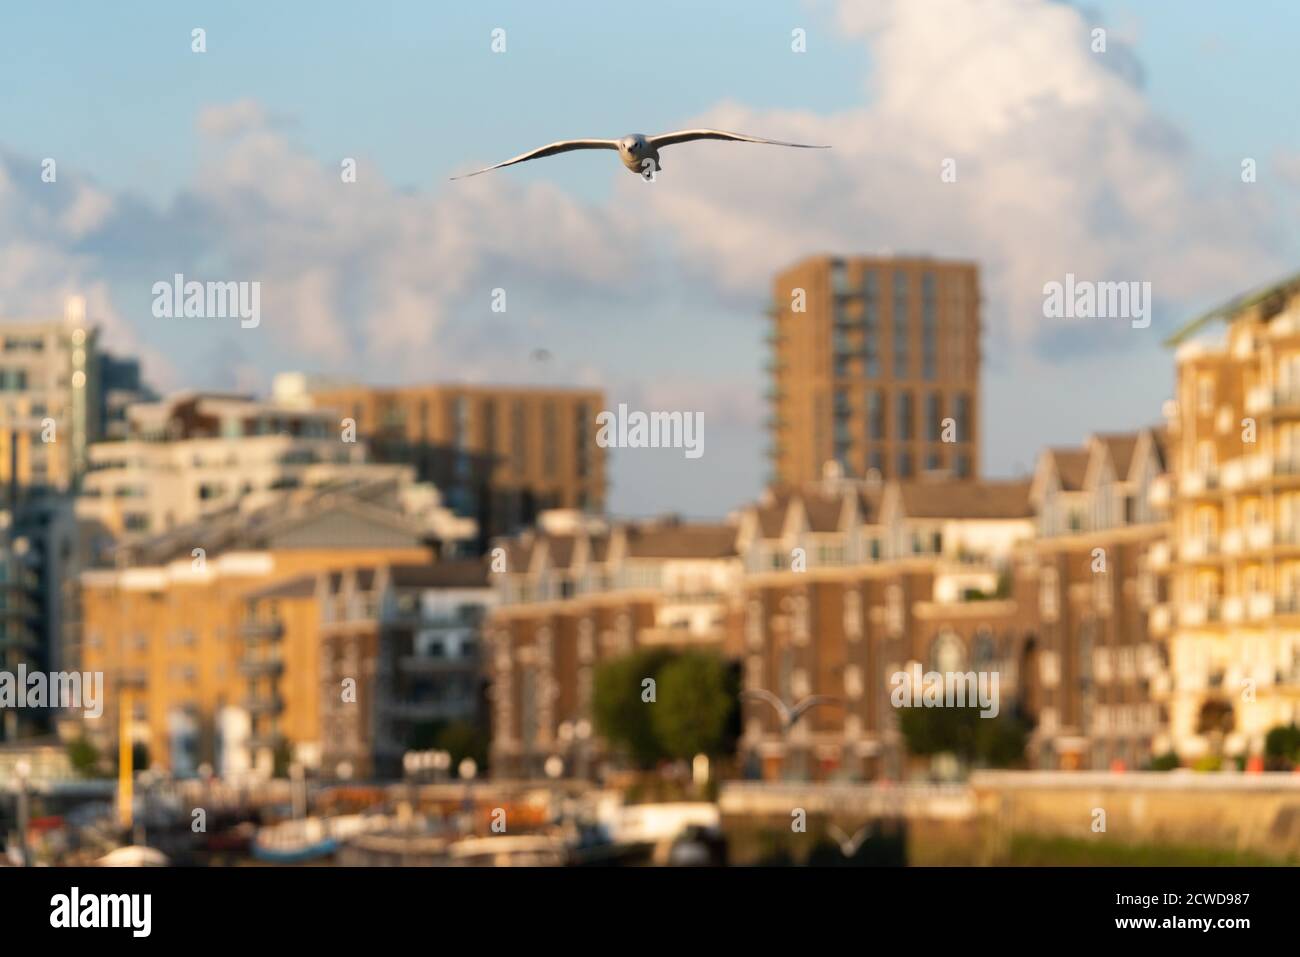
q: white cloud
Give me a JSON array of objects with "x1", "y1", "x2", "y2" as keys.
[
  {"x1": 630, "y1": 0, "x2": 1286, "y2": 356},
  {"x1": 0, "y1": 0, "x2": 1293, "y2": 510}
]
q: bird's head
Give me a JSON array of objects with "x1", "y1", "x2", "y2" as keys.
[{"x1": 619, "y1": 135, "x2": 642, "y2": 154}]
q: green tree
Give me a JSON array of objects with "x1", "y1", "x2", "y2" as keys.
[
  {"x1": 592, "y1": 649, "x2": 674, "y2": 768},
  {"x1": 897, "y1": 705, "x2": 978, "y2": 759},
  {"x1": 436, "y1": 720, "x2": 490, "y2": 771},
  {"x1": 1148, "y1": 751, "x2": 1180, "y2": 771},
  {"x1": 650, "y1": 652, "x2": 737, "y2": 760},
  {"x1": 66, "y1": 736, "x2": 101, "y2": 777},
  {"x1": 1264, "y1": 723, "x2": 1300, "y2": 767},
  {"x1": 973, "y1": 712, "x2": 1030, "y2": 768},
  {"x1": 897, "y1": 706, "x2": 1028, "y2": 768}
]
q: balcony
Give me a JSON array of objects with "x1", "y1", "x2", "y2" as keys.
[
  {"x1": 1179, "y1": 470, "x2": 1220, "y2": 496},
  {"x1": 1180, "y1": 600, "x2": 1222, "y2": 627},
  {"x1": 1275, "y1": 387, "x2": 1300, "y2": 414},
  {"x1": 241, "y1": 619, "x2": 284, "y2": 640},
  {"x1": 1246, "y1": 525, "x2": 1274, "y2": 550},
  {"x1": 381, "y1": 699, "x2": 475, "y2": 721},
  {"x1": 239, "y1": 657, "x2": 284, "y2": 678},
  {"x1": 1148, "y1": 476, "x2": 1171, "y2": 508},
  {"x1": 1179, "y1": 538, "x2": 1220, "y2": 562},
  {"x1": 243, "y1": 693, "x2": 284, "y2": 715},
  {"x1": 1247, "y1": 593, "x2": 1275, "y2": 620},
  {"x1": 397, "y1": 655, "x2": 475, "y2": 674}
]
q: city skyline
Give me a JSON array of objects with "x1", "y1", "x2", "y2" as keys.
[{"x1": 4, "y1": 0, "x2": 1300, "y2": 517}]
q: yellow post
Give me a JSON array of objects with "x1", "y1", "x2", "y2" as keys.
[{"x1": 117, "y1": 689, "x2": 133, "y2": 830}]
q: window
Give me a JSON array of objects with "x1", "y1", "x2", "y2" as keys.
[
  {"x1": 930, "y1": 630, "x2": 965, "y2": 672},
  {"x1": 926, "y1": 392, "x2": 942, "y2": 441},
  {"x1": 898, "y1": 451, "x2": 913, "y2": 478},
  {"x1": 543, "y1": 402, "x2": 558, "y2": 477},
  {"x1": 512, "y1": 401, "x2": 528, "y2": 475},
  {"x1": 893, "y1": 270, "x2": 910, "y2": 378},
  {"x1": 574, "y1": 402, "x2": 589, "y2": 479},
  {"x1": 922, "y1": 272, "x2": 937, "y2": 380},
  {"x1": 954, "y1": 394, "x2": 970, "y2": 442},
  {"x1": 1197, "y1": 375, "x2": 1214, "y2": 414},
  {"x1": 897, "y1": 391, "x2": 913, "y2": 440},
  {"x1": 868, "y1": 390, "x2": 885, "y2": 440}
]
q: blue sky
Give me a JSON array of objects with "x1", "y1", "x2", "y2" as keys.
[{"x1": 2, "y1": 1, "x2": 1298, "y2": 516}]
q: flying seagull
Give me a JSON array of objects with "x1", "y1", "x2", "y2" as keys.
[
  {"x1": 741, "y1": 689, "x2": 840, "y2": 733},
  {"x1": 451, "y1": 130, "x2": 829, "y2": 180},
  {"x1": 827, "y1": 823, "x2": 872, "y2": 858}
]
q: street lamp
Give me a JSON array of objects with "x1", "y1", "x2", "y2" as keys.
[
  {"x1": 14, "y1": 759, "x2": 30, "y2": 867},
  {"x1": 574, "y1": 720, "x2": 592, "y2": 782},
  {"x1": 432, "y1": 750, "x2": 451, "y2": 782}
]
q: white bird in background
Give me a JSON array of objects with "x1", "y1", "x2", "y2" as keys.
[
  {"x1": 740, "y1": 689, "x2": 840, "y2": 733},
  {"x1": 827, "y1": 823, "x2": 872, "y2": 858},
  {"x1": 451, "y1": 129, "x2": 829, "y2": 180}
]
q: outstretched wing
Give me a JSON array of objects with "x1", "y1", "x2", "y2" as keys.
[
  {"x1": 741, "y1": 688, "x2": 791, "y2": 725},
  {"x1": 647, "y1": 129, "x2": 830, "y2": 150},
  {"x1": 788, "y1": 695, "x2": 841, "y2": 726},
  {"x1": 451, "y1": 139, "x2": 620, "y2": 179}
]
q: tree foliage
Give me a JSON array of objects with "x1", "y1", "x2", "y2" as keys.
[
  {"x1": 650, "y1": 651, "x2": 737, "y2": 760},
  {"x1": 896, "y1": 705, "x2": 1029, "y2": 768},
  {"x1": 592, "y1": 649, "x2": 737, "y2": 767}
]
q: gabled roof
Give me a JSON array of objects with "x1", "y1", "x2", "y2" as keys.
[
  {"x1": 896, "y1": 478, "x2": 1034, "y2": 520},
  {"x1": 745, "y1": 482, "x2": 881, "y2": 541},
  {"x1": 624, "y1": 523, "x2": 738, "y2": 559},
  {"x1": 1046, "y1": 448, "x2": 1090, "y2": 492},
  {"x1": 113, "y1": 477, "x2": 432, "y2": 566},
  {"x1": 389, "y1": 559, "x2": 490, "y2": 589},
  {"x1": 1093, "y1": 433, "x2": 1140, "y2": 483},
  {"x1": 242, "y1": 574, "x2": 318, "y2": 603}
]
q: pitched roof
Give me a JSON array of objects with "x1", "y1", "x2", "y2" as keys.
[
  {"x1": 897, "y1": 478, "x2": 1034, "y2": 520},
  {"x1": 624, "y1": 523, "x2": 738, "y2": 559},
  {"x1": 242, "y1": 574, "x2": 318, "y2": 602},
  {"x1": 1149, "y1": 426, "x2": 1171, "y2": 471},
  {"x1": 112, "y1": 476, "x2": 427, "y2": 566},
  {"x1": 1046, "y1": 448, "x2": 1090, "y2": 492},
  {"x1": 389, "y1": 559, "x2": 491, "y2": 589},
  {"x1": 1095, "y1": 433, "x2": 1141, "y2": 481},
  {"x1": 801, "y1": 492, "x2": 845, "y2": 533}
]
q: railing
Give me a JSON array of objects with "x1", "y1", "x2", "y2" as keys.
[{"x1": 241, "y1": 619, "x2": 284, "y2": 639}]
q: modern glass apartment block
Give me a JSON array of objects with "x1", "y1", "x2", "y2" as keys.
[{"x1": 766, "y1": 256, "x2": 981, "y2": 487}]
